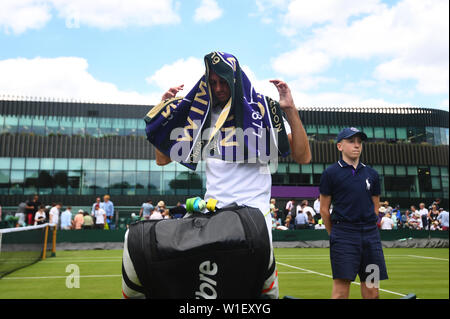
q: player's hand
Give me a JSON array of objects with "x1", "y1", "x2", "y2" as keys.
[
  {"x1": 161, "y1": 84, "x2": 184, "y2": 101},
  {"x1": 270, "y1": 79, "x2": 295, "y2": 112}
]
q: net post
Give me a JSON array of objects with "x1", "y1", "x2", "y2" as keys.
[
  {"x1": 51, "y1": 226, "x2": 57, "y2": 257},
  {"x1": 42, "y1": 225, "x2": 49, "y2": 260}
]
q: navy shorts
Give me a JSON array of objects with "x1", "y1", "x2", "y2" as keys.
[{"x1": 329, "y1": 222, "x2": 388, "y2": 282}]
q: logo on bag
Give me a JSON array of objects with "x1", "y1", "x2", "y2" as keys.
[{"x1": 195, "y1": 260, "x2": 218, "y2": 299}]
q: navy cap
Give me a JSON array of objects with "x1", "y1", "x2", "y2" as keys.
[{"x1": 336, "y1": 127, "x2": 368, "y2": 142}]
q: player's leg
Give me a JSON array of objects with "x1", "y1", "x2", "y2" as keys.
[
  {"x1": 332, "y1": 279, "x2": 351, "y2": 299},
  {"x1": 121, "y1": 229, "x2": 146, "y2": 299},
  {"x1": 360, "y1": 281, "x2": 379, "y2": 299},
  {"x1": 359, "y1": 224, "x2": 388, "y2": 299},
  {"x1": 329, "y1": 222, "x2": 361, "y2": 299},
  {"x1": 261, "y1": 212, "x2": 279, "y2": 299}
]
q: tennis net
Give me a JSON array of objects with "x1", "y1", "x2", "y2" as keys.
[{"x1": 0, "y1": 223, "x2": 54, "y2": 278}]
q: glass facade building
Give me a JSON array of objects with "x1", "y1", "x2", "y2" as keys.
[{"x1": 0, "y1": 99, "x2": 448, "y2": 208}]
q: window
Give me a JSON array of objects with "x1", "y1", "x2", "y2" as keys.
[
  {"x1": 46, "y1": 117, "x2": 60, "y2": 135},
  {"x1": 162, "y1": 171, "x2": 175, "y2": 195},
  {"x1": 110, "y1": 159, "x2": 123, "y2": 171},
  {"x1": 4, "y1": 116, "x2": 18, "y2": 133},
  {"x1": 313, "y1": 164, "x2": 324, "y2": 174},
  {"x1": 374, "y1": 127, "x2": 384, "y2": 139},
  {"x1": 112, "y1": 118, "x2": 125, "y2": 136},
  {"x1": 396, "y1": 127, "x2": 407, "y2": 140},
  {"x1": 417, "y1": 167, "x2": 432, "y2": 193},
  {"x1": 384, "y1": 165, "x2": 395, "y2": 176},
  {"x1": 54, "y1": 158, "x2": 68, "y2": 170},
  {"x1": 407, "y1": 166, "x2": 417, "y2": 176},
  {"x1": 37, "y1": 170, "x2": 54, "y2": 194},
  {"x1": 96, "y1": 159, "x2": 110, "y2": 171},
  {"x1": 109, "y1": 171, "x2": 123, "y2": 195},
  {"x1": 385, "y1": 127, "x2": 395, "y2": 139},
  {"x1": 81, "y1": 171, "x2": 95, "y2": 195},
  {"x1": 95, "y1": 171, "x2": 109, "y2": 193},
  {"x1": 396, "y1": 166, "x2": 406, "y2": 176},
  {"x1": 40, "y1": 158, "x2": 54, "y2": 170},
  {"x1": 123, "y1": 172, "x2": 137, "y2": 195},
  {"x1": 68, "y1": 170, "x2": 81, "y2": 195},
  {"x1": 99, "y1": 118, "x2": 113, "y2": 136},
  {"x1": 136, "y1": 172, "x2": 150, "y2": 195},
  {"x1": 372, "y1": 165, "x2": 383, "y2": 175},
  {"x1": 10, "y1": 170, "x2": 24, "y2": 194},
  {"x1": 59, "y1": 117, "x2": 73, "y2": 136},
  {"x1": 68, "y1": 159, "x2": 82, "y2": 170},
  {"x1": 125, "y1": 119, "x2": 138, "y2": 136},
  {"x1": 302, "y1": 164, "x2": 312, "y2": 174},
  {"x1": 318, "y1": 125, "x2": 328, "y2": 134},
  {"x1": 137, "y1": 160, "x2": 150, "y2": 171},
  {"x1": 0, "y1": 169, "x2": 10, "y2": 194},
  {"x1": 149, "y1": 171, "x2": 161, "y2": 195},
  {"x1": 123, "y1": 159, "x2": 137, "y2": 172},
  {"x1": 54, "y1": 171, "x2": 68, "y2": 195},
  {"x1": 277, "y1": 163, "x2": 288, "y2": 174},
  {"x1": 289, "y1": 163, "x2": 300, "y2": 173},
  {"x1": 306, "y1": 125, "x2": 317, "y2": 134},
  {"x1": 430, "y1": 166, "x2": 440, "y2": 176},
  {"x1": 363, "y1": 127, "x2": 374, "y2": 139},
  {"x1": 329, "y1": 126, "x2": 340, "y2": 134},
  {"x1": 73, "y1": 117, "x2": 86, "y2": 136},
  {"x1": 86, "y1": 118, "x2": 99, "y2": 137},
  {"x1": 0, "y1": 158, "x2": 11, "y2": 169},
  {"x1": 408, "y1": 127, "x2": 426, "y2": 143},
  {"x1": 82, "y1": 159, "x2": 96, "y2": 170},
  {"x1": 384, "y1": 176, "x2": 415, "y2": 193},
  {"x1": 11, "y1": 158, "x2": 25, "y2": 170},
  {"x1": 431, "y1": 177, "x2": 441, "y2": 190},
  {"x1": 18, "y1": 116, "x2": 32, "y2": 134}
]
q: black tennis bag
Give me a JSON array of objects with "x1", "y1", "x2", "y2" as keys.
[{"x1": 125, "y1": 204, "x2": 272, "y2": 299}]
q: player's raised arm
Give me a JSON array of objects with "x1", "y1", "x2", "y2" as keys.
[{"x1": 270, "y1": 79, "x2": 311, "y2": 165}]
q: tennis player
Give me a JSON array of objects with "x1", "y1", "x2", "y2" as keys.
[
  {"x1": 122, "y1": 52, "x2": 311, "y2": 299},
  {"x1": 319, "y1": 127, "x2": 388, "y2": 299}
]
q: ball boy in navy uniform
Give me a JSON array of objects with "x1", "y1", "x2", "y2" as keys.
[{"x1": 319, "y1": 127, "x2": 388, "y2": 299}]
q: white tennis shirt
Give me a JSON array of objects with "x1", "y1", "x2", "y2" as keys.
[{"x1": 204, "y1": 105, "x2": 291, "y2": 236}]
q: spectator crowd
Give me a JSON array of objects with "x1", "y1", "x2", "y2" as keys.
[
  {"x1": 1, "y1": 194, "x2": 188, "y2": 230},
  {"x1": 270, "y1": 197, "x2": 449, "y2": 232},
  {"x1": 2, "y1": 195, "x2": 448, "y2": 233}
]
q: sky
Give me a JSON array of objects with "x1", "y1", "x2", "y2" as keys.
[{"x1": 0, "y1": 0, "x2": 448, "y2": 111}]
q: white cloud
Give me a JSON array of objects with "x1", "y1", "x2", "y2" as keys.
[
  {"x1": 0, "y1": 57, "x2": 157, "y2": 104},
  {"x1": 194, "y1": 0, "x2": 223, "y2": 23},
  {"x1": 280, "y1": 0, "x2": 384, "y2": 36},
  {"x1": 146, "y1": 57, "x2": 205, "y2": 96},
  {"x1": 374, "y1": 58, "x2": 448, "y2": 95},
  {"x1": 0, "y1": 0, "x2": 52, "y2": 34},
  {"x1": 272, "y1": 47, "x2": 331, "y2": 76},
  {"x1": 0, "y1": 0, "x2": 181, "y2": 33},
  {"x1": 50, "y1": 0, "x2": 181, "y2": 29},
  {"x1": 272, "y1": 0, "x2": 449, "y2": 96}
]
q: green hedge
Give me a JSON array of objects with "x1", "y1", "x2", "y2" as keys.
[{"x1": 51, "y1": 228, "x2": 449, "y2": 244}]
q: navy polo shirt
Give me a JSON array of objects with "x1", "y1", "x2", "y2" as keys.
[{"x1": 320, "y1": 159, "x2": 381, "y2": 225}]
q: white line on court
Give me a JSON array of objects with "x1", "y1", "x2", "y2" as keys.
[
  {"x1": 41, "y1": 259, "x2": 120, "y2": 263},
  {"x1": 407, "y1": 255, "x2": 449, "y2": 261},
  {"x1": 46, "y1": 255, "x2": 122, "y2": 259},
  {"x1": 276, "y1": 261, "x2": 407, "y2": 298},
  {"x1": 2, "y1": 274, "x2": 122, "y2": 280},
  {"x1": 278, "y1": 271, "x2": 312, "y2": 274}
]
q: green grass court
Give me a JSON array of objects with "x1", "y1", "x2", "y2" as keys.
[{"x1": 0, "y1": 248, "x2": 448, "y2": 299}]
